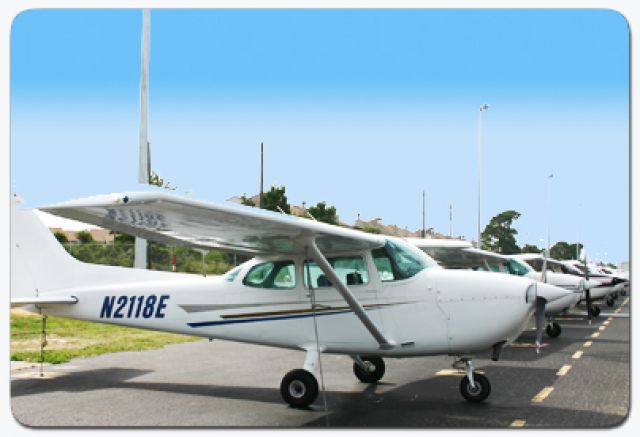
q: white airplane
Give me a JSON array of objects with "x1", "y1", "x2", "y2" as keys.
[
  {"x1": 561, "y1": 260, "x2": 628, "y2": 302},
  {"x1": 407, "y1": 239, "x2": 579, "y2": 338},
  {"x1": 11, "y1": 192, "x2": 568, "y2": 407},
  {"x1": 515, "y1": 254, "x2": 618, "y2": 315}
]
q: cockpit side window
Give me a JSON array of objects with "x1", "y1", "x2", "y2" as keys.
[
  {"x1": 225, "y1": 266, "x2": 243, "y2": 282},
  {"x1": 303, "y1": 256, "x2": 369, "y2": 288},
  {"x1": 525, "y1": 258, "x2": 544, "y2": 272},
  {"x1": 243, "y1": 260, "x2": 296, "y2": 289}
]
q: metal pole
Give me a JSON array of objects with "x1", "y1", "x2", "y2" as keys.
[
  {"x1": 547, "y1": 174, "x2": 553, "y2": 254},
  {"x1": 422, "y1": 190, "x2": 426, "y2": 238},
  {"x1": 477, "y1": 104, "x2": 489, "y2": 248},
  {"x1": 449, "y1": 203, "x2": 453, "y2": 237},
  {"x1": 259, "y1": 142, "x2": 264, "y2": 209}
]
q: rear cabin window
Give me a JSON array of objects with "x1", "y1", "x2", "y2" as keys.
[
  {"x1": 303, "y1": 256, "x2": 369, "y2": 288},
  {"x1": 525, "y1": 258, "x2": 544, "y2": 272},
  {"x1": 243, "y1": 261, "x2": 296, "y2": 289}
]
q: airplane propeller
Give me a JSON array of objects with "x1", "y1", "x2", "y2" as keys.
[{"x1": 534, "y1": 295, "x2": 546, "y2": 354}]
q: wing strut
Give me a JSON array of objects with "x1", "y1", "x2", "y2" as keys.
[{"x1": 305, "y1": 236, "x2": 395, "y2": 350}]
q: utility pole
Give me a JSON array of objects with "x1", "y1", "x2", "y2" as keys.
[
  {"x1": 259, "y1": 142, "x2": 264, "y2": 209},
  {"x1": 477, "y1": 104, "x2": 489, "y2": 248},
  {"x1": 421, "y1": 190, "x2": 426, "y2": 238},
  {"x1": 449, "y1": 203, "x2": 453, "y2": 237},
  {"x1": 134, "y1": 8, "x2": 151, "y2": 270}
]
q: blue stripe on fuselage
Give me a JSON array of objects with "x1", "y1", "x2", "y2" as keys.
[{"x1": 187, "y1": 309, "x2": 355, "y2": 328}]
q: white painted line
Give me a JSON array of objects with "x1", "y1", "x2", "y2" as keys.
[{"x1": 583, "y1": 341, "x2": 593, "y2": 348}]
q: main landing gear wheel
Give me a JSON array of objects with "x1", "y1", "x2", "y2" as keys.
[
  {"x1": 280, "y1": 369, "x2": 319, "y2": 408},
  {"x1": 546, "y1": 322, "x2": 562, "y2": 338},
  {"x1": 621, "y1": 290, "x2": 627, "y2": 297},
  {"x1": 353, "y1": 356, "x2": 386, "y2": 383},
  {"x1": 589, "y1": 305, "x2": 601, "y2": 317},
  {"x1": 606, "y1": 297, "x2": 615, "y2": 307},
  {"x1": 460, "y1": 373, "x2": 491, "y2": 403}
]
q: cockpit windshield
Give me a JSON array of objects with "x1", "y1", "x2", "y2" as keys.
[
  {"x1": 505, "y1": 258, "x2": 531, "y2": 276},
  {"x1": 373, "y1": 239, "x2": 438, "y2": 281}
]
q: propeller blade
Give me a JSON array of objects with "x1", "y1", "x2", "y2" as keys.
[{"x1": 535, "y1": 297, "x2": 547, "y2": 354}]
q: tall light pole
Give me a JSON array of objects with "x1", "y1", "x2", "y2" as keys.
[
  {"x1": 477, "y1": 104, "x2": 489, "y2": 248},
  {"x1": 134, "y1": 8, "x2": 151, "y2": 269},
  {"x1": 421, "y1": 190, "x2": 426, "y2": 238},
  {"x1": 547, "y1": 173, "x2": 554, "y2": 254}
]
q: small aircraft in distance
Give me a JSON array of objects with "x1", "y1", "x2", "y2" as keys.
[
  {"x1": 407, "y1": 239, "x2": 579, "y2": 339},
  {"x1": 515, "y1": 254, "x2": 619, "y2": 314},
  {"x1": 12, "y1": 192, "x2": 568, "y2": 407},
  {"x1": 561, "y1": 259, "x2": 629, "y2": 300}
]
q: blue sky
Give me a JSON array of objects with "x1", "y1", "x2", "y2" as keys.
[{"x1": 10, "y1": 9, "x2": 629, "y2": 263}]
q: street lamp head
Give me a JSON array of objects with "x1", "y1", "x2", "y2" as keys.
[{"x1": 480, "y1": 104, "x2": 490, "y2": 111}]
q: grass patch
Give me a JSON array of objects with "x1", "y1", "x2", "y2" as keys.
[{"x1": 11, "y1": 310, "x2": 200, "y2": 364}]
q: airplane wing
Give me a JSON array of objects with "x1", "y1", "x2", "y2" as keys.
[
  {"x1": 42, "y1": 192, "x2": 386, "y2": 256},
  {"x1": 42, "y1": 191, "x2": 394, "y2": 349}
]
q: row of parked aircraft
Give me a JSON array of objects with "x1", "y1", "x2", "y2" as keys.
[{"x1": 10, "y1": 191, "x2": 629, "y2": 408}]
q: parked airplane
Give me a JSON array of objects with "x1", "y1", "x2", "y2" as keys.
[
  {"x1": 561, "y1": 260, "x2": 629, "y2": 299},
  {"x1": 407, "y1": 239, "x2": 579, "y2": 338},
  {"x1": 11, "y1": 192, "x2": 568, "y2": 407},
  {"x1": 515, "y1": 254, "x2": 617, "y2": 314}
]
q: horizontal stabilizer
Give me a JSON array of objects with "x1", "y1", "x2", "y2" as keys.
[{"x1": 11, "y1": 296, "x2": 78, "y2": 308}]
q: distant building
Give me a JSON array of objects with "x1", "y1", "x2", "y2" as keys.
[{"x1": 49, "y1": 227, "x2": 114, "y2": 244}]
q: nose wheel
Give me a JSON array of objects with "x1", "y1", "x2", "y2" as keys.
[
  {"x1": 455, "y1": 358, "x2": 491, "y2": 403},
  {"x1": 546, "y1": 321, "x2": 562, "y2": 338},
  {"x1": 606, "y1": 296, "x2": 615, "y2": 307}
]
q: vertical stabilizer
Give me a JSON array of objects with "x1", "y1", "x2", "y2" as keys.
[{"x1": 11, "y1": 197, "x2": 84, "y2": 298}]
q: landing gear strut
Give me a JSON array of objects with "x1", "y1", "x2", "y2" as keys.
[{"x1": 455, "y1": 358, "x2": 491, "y2": 403}]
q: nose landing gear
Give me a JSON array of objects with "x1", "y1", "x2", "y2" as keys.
[{"x1": 454, "y1": 358, "x2": 491, "y2": 403}]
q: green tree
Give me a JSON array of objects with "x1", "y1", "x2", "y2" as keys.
[
  {"x1": 240, "y1": 195, "x2": 255, "y2": 207},
  {"x1": 113, "y1": 232, "x2": 135, "y2": 245},
  {"x1": 53, "y1": 231, "x2": 68, "y2": 244},
  {"x1": 480, "y1": 210, "x2": 522, "y2": 254},
  {"x1": 521, "y1": 243, "x2": 542, "y2": 254},
  {"x1": 550, "y1": 241, "x2": 583, "y2": 260},
  {"x1": 262, "y1": 185, "x2": 291, "y2": 214},
  {"x1": 306, "y1": 201, "x2": 339, "y2": 225},
  {"x1": 362, "y1": 225, "x2": 381, "y2": 234},
  {"x1": 75, "y1": 230, "x2": 94, "y2": 244}
]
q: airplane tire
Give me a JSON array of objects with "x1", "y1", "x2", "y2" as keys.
[
  {"x1": 353, "y1": 356, "x2": 386, "y2": 383},
  {"x1": 606, "y1": 297, "x2": 615, "y2": 307},
  {"x1": 546, "y1": 322, "x2": 562, "y2": 338},
  {"x1": 589, "y1": 305, "x2": 601, "y2": 317},
  {"x1": 621, "y1": 290, "x2": 627, "y2": 297},
  {"x1": 460, "y1": 373, "x2": 491, "y2": 403},
  {"x1": 280, "y1": 369, "x2": 318, "y2": 408}
]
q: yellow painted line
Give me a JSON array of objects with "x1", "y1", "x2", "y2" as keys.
[
  {"x1": 436, "y1": 369, "x2": 484, "y2": 376},
  {"x1": 591, "y1": 332, "x2": 600, "y2": 339},
  {"x1": 583, "y1": 341, "x2": 593, "y2": 348},
  {"x1": 436, "y1": 369, "x2": 465, "y2": 376},
  {"x1": 510, "y1": 419, "x2": 527, "y2": 427},
  {"x1": 572, "y1": 350, "x2": 584, "y2": 359},
  {"x1": 532, "y1": 387, "x2": 554, "y2": 403},
  {"x1": 557, "y1": 365, "x2": 572, "y2": 376},
  {"x1": 607, "y1": 317, "x2": 613, "y2": 322},
  {"x1": 603, "y1": 320, "x2": 610, "y2": 326},
  {"x1": 599, "y1": 325, "x2": 606, "y2": 331}
]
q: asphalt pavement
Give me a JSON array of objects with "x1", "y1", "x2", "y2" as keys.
[{"x1": 10, "y1": 296, "x2": 630, "y2": 428}]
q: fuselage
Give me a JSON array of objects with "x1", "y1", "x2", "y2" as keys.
[{"x1": 34, "y1": 244, "x2": 537, "y2": 358}]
